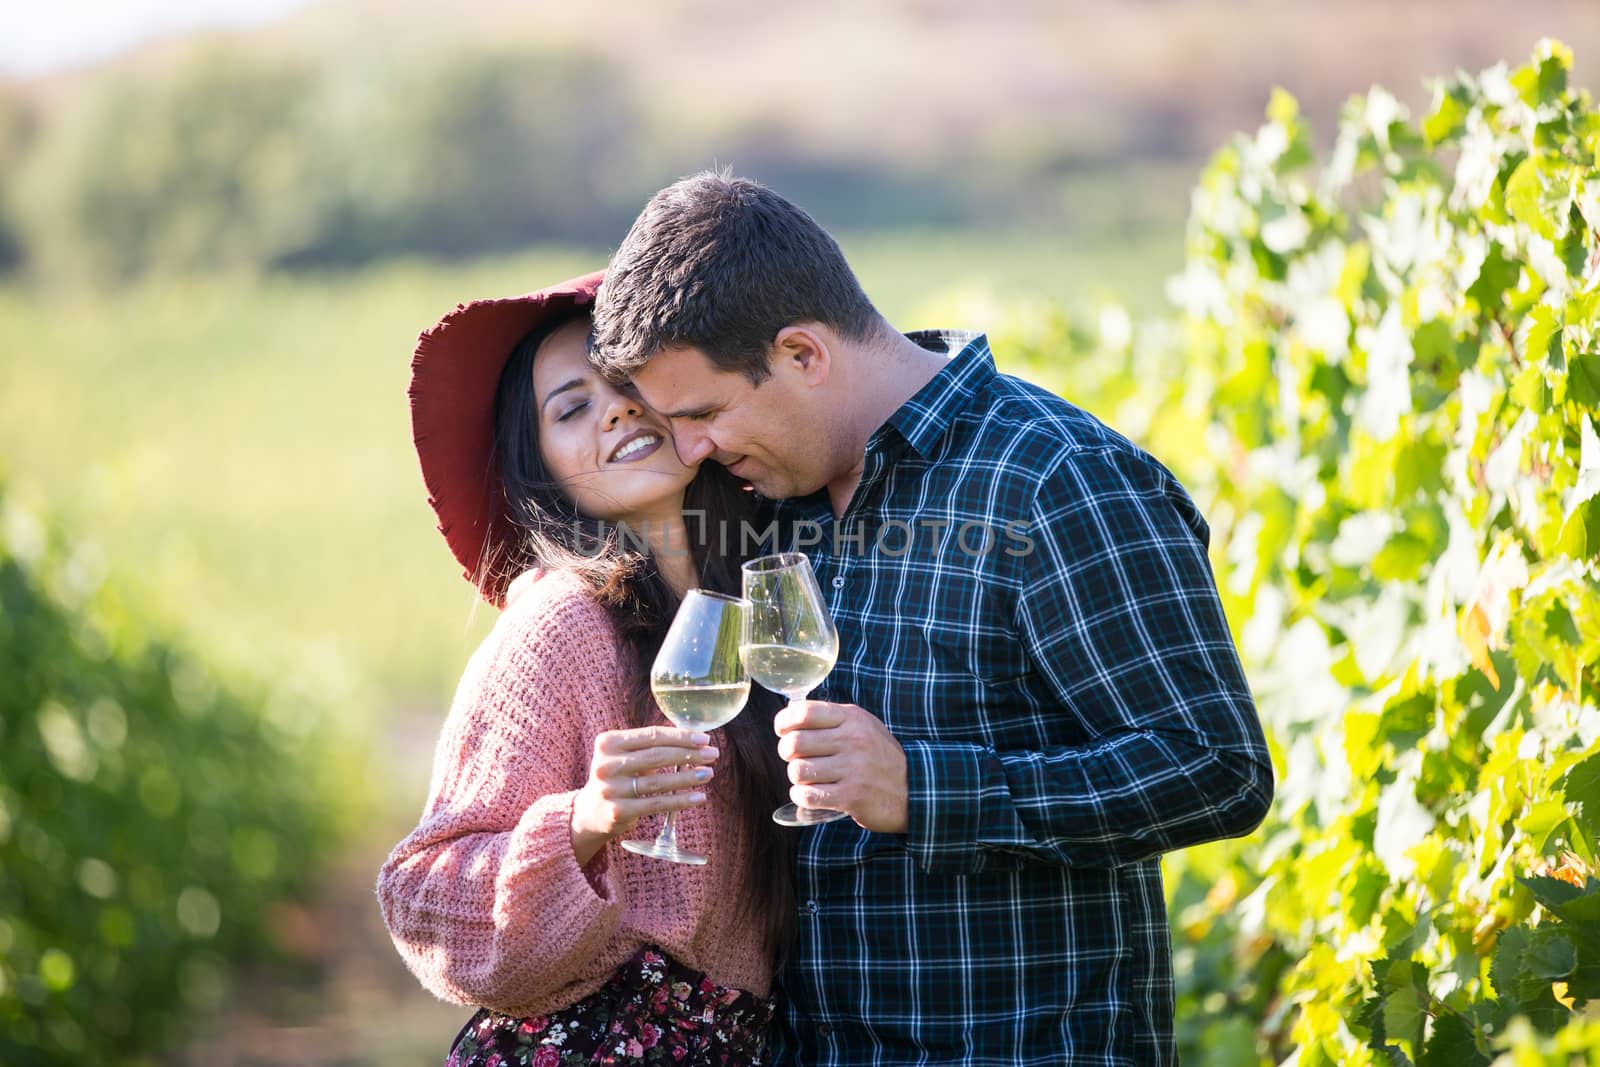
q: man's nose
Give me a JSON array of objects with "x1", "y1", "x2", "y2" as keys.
[{"x1": 673, "y1": 425, "x2": 716, "y2": 466}]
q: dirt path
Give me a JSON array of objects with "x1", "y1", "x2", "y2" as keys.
[
  {"x1": 178, "y1": 848, "x2": 467, "y2": 1067},
  {"x1": 174, "y1": 712, "x2": 471, "y2": 1067}
]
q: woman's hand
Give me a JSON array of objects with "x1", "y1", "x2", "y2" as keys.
[{"x1": 570, "y1": 726, "x2": 719, "y2": 867}]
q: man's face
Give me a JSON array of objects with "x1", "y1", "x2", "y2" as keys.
[{"x1": 628, "y1": 345, "x2": 825, "y2": 500}]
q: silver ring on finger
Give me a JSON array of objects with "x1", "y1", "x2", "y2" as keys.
[{"x1": 631, "y1": 775, "x2": 640, "y2": 799}]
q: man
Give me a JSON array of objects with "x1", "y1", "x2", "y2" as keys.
[{"x1": 590, "y1": 171, "x2": 1273, "y2": 1066}]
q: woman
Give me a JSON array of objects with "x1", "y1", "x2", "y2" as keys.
[{"x1": 378, "y1": 271, "x2": 793, "y2": 1066}]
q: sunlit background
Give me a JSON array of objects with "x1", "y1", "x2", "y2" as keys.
[{"x1": 3, "y1": 2, "x2": 1599, "y2": 1064}]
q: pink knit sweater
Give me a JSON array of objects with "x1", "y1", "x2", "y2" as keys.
[{"x1": 376, "y1": 569, "x2": 771, "y2": 1018}]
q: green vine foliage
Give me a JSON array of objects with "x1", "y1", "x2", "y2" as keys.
[
  {"x1": 0, "y1": 476, "x2": 337, "y2": 1064},
  {"x1": 999, "y1": 39, "x2": 1600, "y2": 1066}
]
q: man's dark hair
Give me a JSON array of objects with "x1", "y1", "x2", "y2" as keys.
[{"x1": 590, "y1": 170, "x2": 880, "y2": 384}]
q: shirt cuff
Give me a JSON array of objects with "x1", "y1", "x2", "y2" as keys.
[{"x1": 902, "y1": 740, "x2": 1031, "y2": 874}]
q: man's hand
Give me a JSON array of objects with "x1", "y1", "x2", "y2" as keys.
[{"x1": 774, "y1": 701, "x2": 908, "y2": 833}]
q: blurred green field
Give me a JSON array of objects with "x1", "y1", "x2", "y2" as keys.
[{"x1": 0, "y1": 227, "x2": 1176, "y2": 727}]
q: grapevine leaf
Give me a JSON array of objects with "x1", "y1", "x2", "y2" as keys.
[
  {"x1": 1358, "y1": 991, "x2": 1388, "y2": 1045},
  {"x1": 1521, "y1": 986, "x2": 1574, "y2": 1034},
  {"x1": 1505, "y1": 156, "x2": 1576, "y2": 243},
  {"x1": 1554, "y1": 890, "x2": 1600, "y2": 923},
  {"x1": 1516, "y1": 304, "x2": 1562, "y2": 366},
  {"x1": 1350, "y1": 866, "x2": 1390, "y2": 927},
  {"x1": 1376, "y1": 959, "x2": 1428, "y2": 1050},
  {"x1": 1424, "y1": 89, "x2": 1469, "y2": 147},
  {"x1": 1526, "y1": 929, "x2": 1577, "y2": 979},
  {"x1": 1395, "y1": 445, "x2": 1449, "y2": 500},
  {"x1": 1465, "y1": 999, "x2": 1510, "y2": 1040},
  {"x1": 1510, "y1": 64, "x2": 1560, "y2": 110},
  {"x1": 1267, "y1": 86, "x2": 1300, "y2": 127},
  {"x1": 1563, "y1": 415, "x2": 1600, "y2": 523},
  {"x1": 1417, "y1": 1013, "x2": 1488, "y2": 1067},
  {"x1": 1519, "y1": 799, "x2": 1573, "y2": 852},
  {"x1": 1521, "y1": 874, "x2": 1586, "y2": 910},
  {"x1": 1569, "y1": 351, "x2": 1600, "y2": 407},
  {"x1": 1556, "y1": 497, "x2": 1600, "y2": 560},
  {"x1": 1564, "y1": 753, "x2": 1600, "y2": 842},
  {"x1": 1566, "y1": 936, "x2": 1600, "y2": 1002},
  {"x1": 1466, "y1": 242, "x2": 1521, "y2": 310},
  {"x1": 1379, "y1": 1044, "x2": 1415, "y2": 1066},
  {"x1": 1379, "y1": 692, "x2": 1434, "y2": 746},
  {"x1": 1491, "y1": 926, "x2": 1532, "y2": 1002},
  {"x1": 1520, "y1": 875, "x2": 1600, "y2": 922},
  {"x1": 1511, "y1": 366, "x2": 1551, "y2": 413},
  {"x1": 1542, "y1": 42, "x2": 1574, "y2": 98},
  {"x1": 1560, "y1": 213, "x2": 1588, "y2": 279}
]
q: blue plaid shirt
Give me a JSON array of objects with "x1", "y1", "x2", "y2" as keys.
[{"x1": 767, "y1": 332, "x2": 1273, "y2": 1066}]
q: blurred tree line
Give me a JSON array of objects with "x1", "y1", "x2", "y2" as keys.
[{"x1": 0, "y1": 43, "x2": 975, "y2": 284}]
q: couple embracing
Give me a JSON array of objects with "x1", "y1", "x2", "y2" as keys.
[{"x1": 377, "y1": 172, "x2": 1274, "y2": 1066}]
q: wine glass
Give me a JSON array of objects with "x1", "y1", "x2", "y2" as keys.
[
  {"x1": 741, "y1": 553, "x2": 848, "y2": 827},
  {"x1": 621, "y1": 589, "x2": 751, "y2": 865}
]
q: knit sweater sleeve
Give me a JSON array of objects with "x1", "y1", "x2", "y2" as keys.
[{"x1": 376, "y1": 575, "x2": 628, "y2": 1013}]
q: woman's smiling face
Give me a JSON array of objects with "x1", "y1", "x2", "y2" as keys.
[{"x1": 532, "y1": 317, "x2": 696, "y2": 522}]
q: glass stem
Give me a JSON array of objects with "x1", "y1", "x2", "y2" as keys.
[{"x1": 655, "y1": 766, "x2": 681, "y2": 850}]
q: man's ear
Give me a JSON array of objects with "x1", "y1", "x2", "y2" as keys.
[{"x1": 772, "y1": 324, "x2": 832, "y2": 387}]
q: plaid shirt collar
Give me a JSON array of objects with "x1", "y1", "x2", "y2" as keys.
[{"x1": 869, "y1": 330, "x2": 995, "y2": 462}]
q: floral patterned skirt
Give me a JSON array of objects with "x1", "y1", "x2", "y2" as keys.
[{"x1": 445, "y1": 947, "x2": 774, "y2": 1066}]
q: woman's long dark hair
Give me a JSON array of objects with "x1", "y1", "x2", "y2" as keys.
[{"x1": 489, "y1": 311, "x2": 795, "y2": 963}]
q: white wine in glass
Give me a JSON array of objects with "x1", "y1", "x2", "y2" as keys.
[
  {"x1": 622, "y1": 589, "x2": 751, "y2": 865},
  {"x1": 739, "y1": 646, "x2": 836, "y2": 693},
  {"x1": 741, "y1": 553, "x2": 849, "y2": 827},
  {"x1": 653, "y1": 682, "x2": 752, "y2": 730}
]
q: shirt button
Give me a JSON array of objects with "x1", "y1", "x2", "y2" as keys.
[
  {"x1": 831, "y1": 575, "x2": 845, "y2": 589},
  {"x1": 805, "y1": 899, "x2": 819, "y2": 914},
  {"x1": 818, "y1": 1023, "x2": 832, "y2": 1038}
]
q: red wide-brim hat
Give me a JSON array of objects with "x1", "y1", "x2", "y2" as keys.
[{"x1": 408, "y1": 269, "x2": 605, "y2": 607}]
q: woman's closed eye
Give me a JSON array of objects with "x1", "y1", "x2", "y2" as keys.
[{"x1": 556, "y1": 400, "x2": 589, "y2": 422}]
